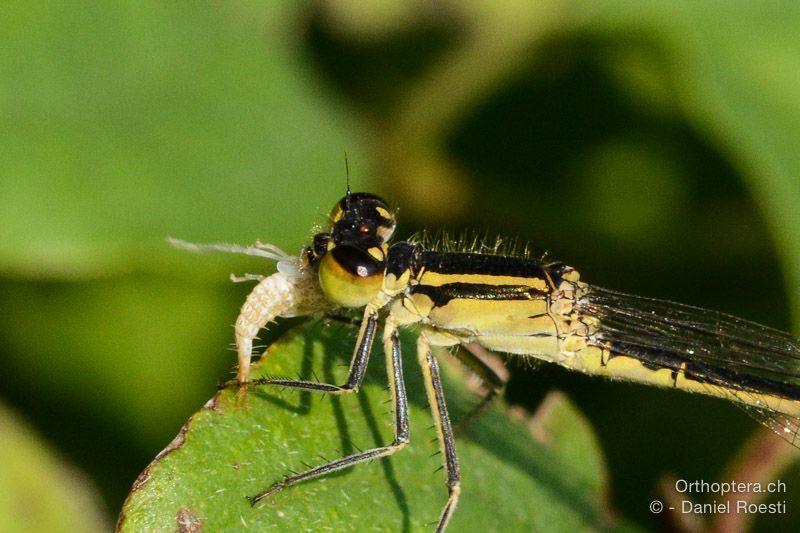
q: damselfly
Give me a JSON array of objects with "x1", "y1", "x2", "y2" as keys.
[{"x1": 172, "y1": 190, "x2": 800, "y2": 532}]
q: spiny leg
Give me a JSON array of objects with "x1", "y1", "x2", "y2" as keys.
[
  {"x1": 451, "y1": 343, "x2": 507, "y2": 436},
  {"x1": 244, "y1": 305, "x2": 379, "y2": 394},
  {"x1": 250, "y1": 317, "x2": 410, "y2": 504},
  {"x1": 418, "y1": 334, "x2": 460, "y2": 533}
]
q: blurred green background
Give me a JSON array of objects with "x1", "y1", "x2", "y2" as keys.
[{"x1": 2, "y1": 1, "x2": 800, "y2": 531}]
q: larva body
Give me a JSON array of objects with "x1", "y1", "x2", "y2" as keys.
[{"x1": 234, "y1": 255, "x2": 330, "y2": 383}]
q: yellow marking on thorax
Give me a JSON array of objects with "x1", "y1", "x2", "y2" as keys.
[
  {"x1": 404, "y1": 293, "x2": 435, "y2": 318},
  {"x1": 427, "y1": 299, "x2": 551, "y2": 336},
  {"x1": 477, "y1": 334, "x2": 561, "y2": 358},
  {"x1": 417, "y1": 271, "x2": 549, "y2": 291}
]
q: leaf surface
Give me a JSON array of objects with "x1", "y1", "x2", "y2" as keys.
[{"x1": 119, "y1": 320, "x2": 635, "y2": 532}]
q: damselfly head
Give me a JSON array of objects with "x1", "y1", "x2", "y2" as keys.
[
  {"x1": 313, "y1": 192, "x2": 395, "y2": 308},
  {"x1": 328, "y1": 192, "x2": 396, "y2": 249}
]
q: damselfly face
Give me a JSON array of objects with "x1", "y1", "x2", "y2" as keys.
[
  {"x1": 314, "y1": 192, "x2": 396, "y2": 308},
  {"x1": 328, "y1": 192, "x2": 396, "y2": 250}
]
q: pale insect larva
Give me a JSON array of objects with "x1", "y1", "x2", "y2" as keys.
[{"x1": 167, "y1": 237, "x2": 331, "y2": 383}]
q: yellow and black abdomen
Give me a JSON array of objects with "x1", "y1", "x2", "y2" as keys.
[{"x1": 577, "y1": 286, "x2": 800, "y2": 419}]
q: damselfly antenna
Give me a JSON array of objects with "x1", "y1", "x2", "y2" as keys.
[{"x1": 344, "y1": 151, "x2": 352, "y2": 210}]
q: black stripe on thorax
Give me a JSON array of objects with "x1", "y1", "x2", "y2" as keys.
[
  {"x1": 410, "y1": 282, "x2": 547, "y2": 308},
  {"x1": 418, "y1": 251, "x2": 566, "y2": 283}
]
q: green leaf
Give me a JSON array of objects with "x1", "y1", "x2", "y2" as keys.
[
  {"x1": 0, "y1": 403, "x2": 109, "y2": 533},
  {"x1": 119, "y1": 320, "x2": 637, "y2": 532}
]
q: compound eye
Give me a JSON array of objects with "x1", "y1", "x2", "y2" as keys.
[{"x1": 318, "y1": 245, "x2": 384, "y2": 308}]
